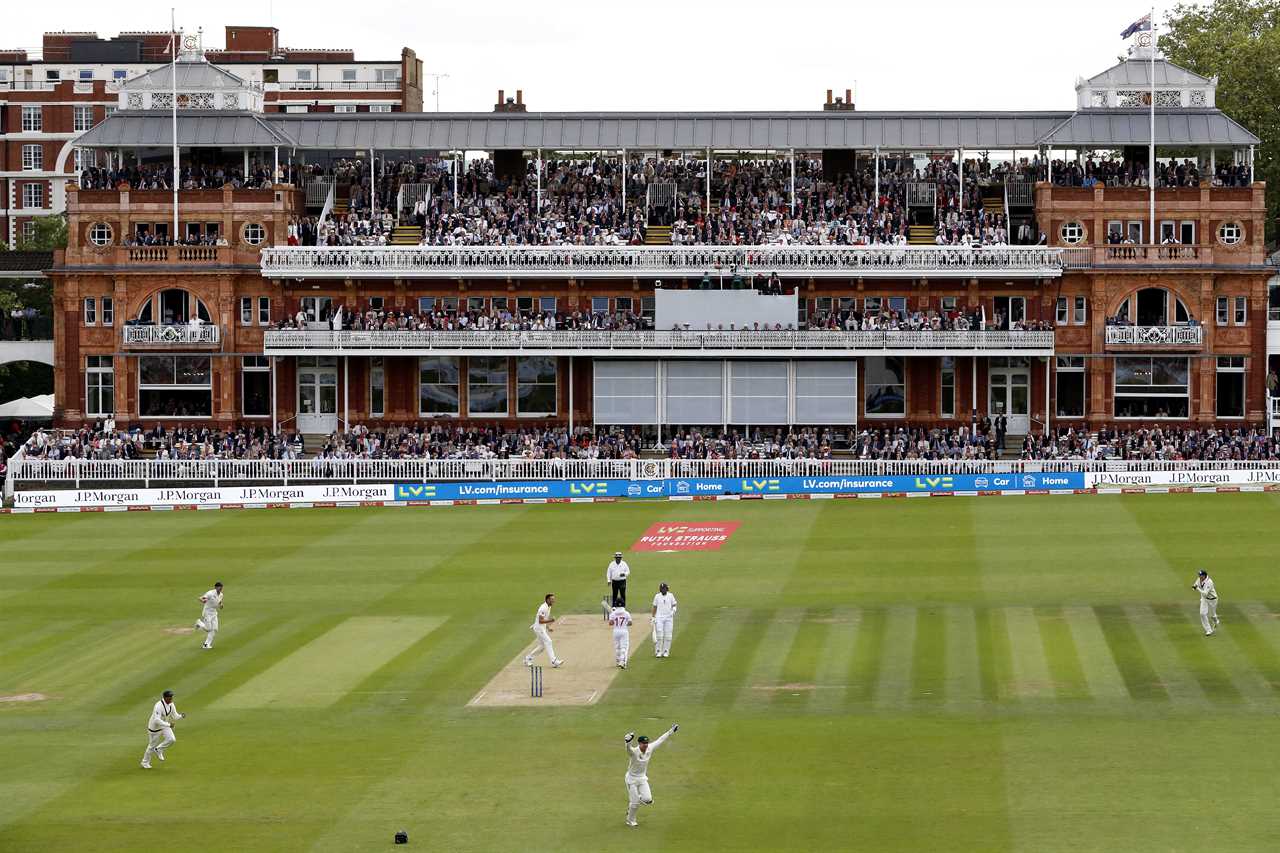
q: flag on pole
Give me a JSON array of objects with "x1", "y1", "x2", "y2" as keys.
[{"x1": 1120, "y1": 13, "x2": 1152, "y2": 38}]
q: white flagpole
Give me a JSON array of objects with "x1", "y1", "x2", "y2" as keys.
[
  {"x1": 171, "y1": 10, "x2": 179, "y2": 244},
  {"x1": 1148, "y1": 7, "x2": 1156, "y2": 245}
]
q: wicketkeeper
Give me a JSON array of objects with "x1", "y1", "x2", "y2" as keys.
[{"x1": 622, "y1": 724, "x2": 678, "y2": 827}]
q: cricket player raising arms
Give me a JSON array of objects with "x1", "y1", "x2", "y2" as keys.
[
  {"x1": 525, "y1": 593, "x2": 564, "y2": 668},
  {"x1": 651, "y1": 582, "x2": 677, "y2": 658},
  {"x1": 1193, "y1": 569, "x2": 1220, "y2": 636},
  {"x1": 195, "y1": 581, "x2": 223, "y2": 649},
  {"x1": 608, "y1": 605, "x2": 633, "y2": 668},
  {"x1": 622, "y1": 724, "x2": 679, "y2": 827},
  {"x1": 140, "y1": 690, "x2": 184, "y2": 769}
]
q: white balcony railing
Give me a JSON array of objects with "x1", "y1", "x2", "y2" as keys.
[
  {"x1": 260, "y1": 245, "x2": 1067, "y2": 280},
  {"x1": 262, "y1": 328, "x2": 1057, "y2": 356},
  {"x1": 123, "y1": 325, "x2": 221, "y2": 346},
  {"x1": 1105, "y1": 325, "x2": 1204, "y2": 346}
]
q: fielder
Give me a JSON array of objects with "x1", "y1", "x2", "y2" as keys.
[
  {"x1": 622, "y1": 723, "x2": 678, "y2": 827},
  {"x1": 194, "y1": 581, "x2": 223, "y2": 649},
  {"x1": 1193, "y1": 569, "x2": 1220, "y2": 636},
  {"x1": 608, "y1": 605, "x2": 633, "y2": 668},
  {"x1": 651, "y1": 582, "x2": 677, "y2": 658},
  {"x1": 140, "y1": 689, "x2": 184, "y2": 769},
  {"x1": 524, "y1": 593, "x2": 564, "y2": 668}
]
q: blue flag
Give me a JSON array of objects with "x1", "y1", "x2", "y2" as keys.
[{"x1": 1121, "y1": 13, "x2": 1152, "y2": 39}]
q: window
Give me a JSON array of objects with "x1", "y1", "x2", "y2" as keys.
[
  {"x1": 1180, "y1": 221, "x2": 1196, "y2": 245},
  {"x1": 83, "y1": 297, "x2": 97, "y2": 325},
  {"x1": 45, "y1": 69, "x2": 60, "y2": 82},
  {"x1": 467, "y1": 296, "x2": 486, "y2": 313},
  {"x1": 113, "y1": 69, "x2": 128, "y2": 81},
  {"x1": 863, "y1": 296, "x2": 882, "y2": 314},
  {"x1": 258, "y1": 296, "x2": 271, "y2": 325},
  {"x1": 419, "y1": 356, "x2": 460, "y2": 416},
  {"x1": 1114, "y1": 357, "x2": 1189, "y2": 419},
  {"x1": 641, "y1": 296, "x2": 655, "y2": 322},
  {"x1": 440, "y1": 297, "x2": 458, "y2": 313},
  {"x1": 240, "y1": 297, "x2": 253, "y2": 325},
  {"x1": 1107, "y1": 221, "x2": 1124, "y2": 242},
  {"x1": 342, "y1": 68, "x2": 357, "y2": 81},
  {"x1": 864, "y1": 356, "x2": 905, "y2": 418},
  {"x1": 367, "y1": 296, "x2": 384, "y2": 311},
  {"x1": 1217, "y1": 222, "x2": 1243, "y2": 246},
  {"x1": 139, "y1": 356, "x2": 213, "y2": 417},
  {"x1": 86, "y1": 356, "x2": 114, "y2": 416},
  {"x1": 1127, "y1": 221, "x2": 1143, "y2": 243},
  {"x1": 296, "y1": 68, "x2": 313, "y2": 82},
  {"x1": 940, "y1": 357, "x2": 955, "y2": 419},
  {"x1": 1159, "y1": 221, "x2": 1176, "y2": 243},
  {"x1": 242, "y1": 355, "x2": 271, "y2": 418},
  {"x1": 285, "y1": 105, "x2": 308, "y2": 114},
  {"x1": 1060, "y1": 221, "x2": 1085, "y2": 244},
  {"x1": 1056, "y1": 297, "x2": 1068, "y2": 326},
  {"x1": 78, "y1": 68, "x2": 93, "y2": 81},
  {"x1": 369, "y1": 104, "x2": 392, "y2": 113},
  {"x1": 22, "y1": 145, "x2": 43, "y2": 171},
  {"x1": 22, "y1": 106, "x2": 42, "y2": 132},
  {"x1": 21, "y1": 221, "x2": 36, "y2": 243},
  {"x1": 1234, "y1": 297, "x2": 1247, "y2": 325},
  {"x1": 377, "y1": 68, "x2": 400, "y2": 82},
  {"x1": 418, "y1": 296, "x2": 435, "y2": 313},
  {"x1": 940, "y1": 296, "x2": 957, "y2": 313},
  {"x1": 993, "y1": 296, "x2": 1024, "y2": 328},
  {"x1": 263, "y1": 69, "x2": 279, "y2": 84},
  {"x1": 1216, "y1": 356, "x2": 1245, "y2": 419},
  {"x1": 1055, "y1": 356, "x2": 1085, "y2": 418},
  {"x1": 591, "y1": 297, "x2": 610, "y2": 315},
  {"x1": 539, "y1": 296, "x2": 557, "y2": 313},
  {"x1": 616, "y1": 297, "x2": 633, "y2": 314},
  {"x1": 888, "y1": 296, "x2": 907, "y2": 318},
  {"x1": 492, "y1": 297, "x2": 509, "y2": 313},
  {"x1": 1216, "y1": 297, "x2": 1228, "y2": 326},
  {"x1": 1270, "y1": 279, "x2": 1280, "y2": 322},
  {"x1": 242, "y1": 222, "x2": 266, "y2": 245},
  {"x1": 1135, "y1": 287, "x2": 1190, "y2": 327},
  {"x1": 334, "y1": 104, "x2": 357, "y2": 114},
  {"x1": 468, "y1": 356, "x2": 509, "y2": 416},
  {"x1": 516, "y1": 296, "x2": 533, "y2": 315},
  {"x1": 101, "y1": 297, "x2": 113, "y2": 327},
  {"x1": 815, "y1": 297, "x2": 833, "y2": 317},
  {"x1": 1073, "y1": 297, "x2": 1087, "y2": 326},
  {"x1": 74, "y1": 106, "x2": 93, "y2": 131},
  {"x1": 369, "y1": 357, "x2": 384, "y2": 418},
  {"x1": 299, "y1": 296, "x2": 332, "y2": 323},
  {"x1": 516, "y1": 357, "x2": 557, "y2": 416},
  {"x1": 22, "y1": 184, "x2": 43, "y2": 209}
]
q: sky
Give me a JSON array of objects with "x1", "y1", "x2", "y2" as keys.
[{"x1": 7, "y1": 0, "x2": 1174, "y2": 113}]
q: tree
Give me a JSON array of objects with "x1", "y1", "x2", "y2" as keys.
[
  {"x1": 1161, "y1": 0, "x2": 1280, "y2": 243},
  {"x1": 14, "y1": 214, "x2": 67, "y2": 252}
]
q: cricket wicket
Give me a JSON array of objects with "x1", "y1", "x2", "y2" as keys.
[{"x1": 530, "y1": 665, "x2": 543, "y2": 698}]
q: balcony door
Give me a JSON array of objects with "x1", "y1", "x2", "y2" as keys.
[
  {"x1": 989, "y1": 358, "x2": 1030, "y2": 435},
  {"x1": 297, "y1": 358, "x2": 338, "y2": 434}
]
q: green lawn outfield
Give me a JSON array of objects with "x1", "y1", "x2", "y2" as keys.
[{"x1": 2, "y1": 493, "x2": 1280, "y2": 852}]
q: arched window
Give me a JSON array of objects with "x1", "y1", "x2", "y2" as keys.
[
  {"x1": 1127, "y1": 287, "x2": 1192, "y2": 327},
  {"x1": 136, "y1": 288, "x2": 212, "y2": 325}
]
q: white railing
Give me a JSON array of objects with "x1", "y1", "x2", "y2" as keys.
[
  {"x1": 1270, "y1": 396, "x2": 1279, "y2": 436},
  {"x1": 123, "y1": 325, "x2": 221, "y2": 346},
  {"x1": 305, "y1": 177, "x2": 335, "y2": 208},
  {"x1": 262, "y1": 328, "x2": 1057, "y2": 355},
  {"x1": 1005, "y1": 178, "x2": 1035, "y2": 208},
  {"x1": 1105, "y1": 325, "x2": 1204, "y2": 346},
  {"x1": 260, "y1": 245, "x2": 1066, "y2": 279},
  {"x1": 11, "y1": 456, "x2": 1280, "y2": 486},
  {"x1": 906, "y1": 182, "x2": 936, "y2": 207}
]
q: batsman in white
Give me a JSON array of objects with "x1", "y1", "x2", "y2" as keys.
[
  {"x1": 622, "y1": 724, "x2": 678, "y2": 827},
  {"x1": 607, "y1": 605, "x2": 633, "y2": 668},
  {"x1": 651, "y1": 582, "x2": 677, "y2": 658},
  {"x1": 194, "y1": 581, "x2": 223, "y2": 649},
  {"x1": 140, "y1": 689, "x2": 184, "y2": 769},
  {"x1": 524, "y1": 593, "x2": 564, "y2": 668},
  {"x1": 1193, "y1": 568, "x2": 1220, "y2": 636}
]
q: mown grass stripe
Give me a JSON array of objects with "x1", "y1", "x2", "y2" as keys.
[
  {"x1": 770, "y1": 608, "x2": 833, "y2": 708},
  {"x1": 844, "y1": 607, "x2": 887, "y2": 706},
  {"x1": 910, "y1": 606, "x2": 946, "y2": 702},
  {"x1": 1092, "y1": 605, "x2": 1168, "y2": 701},
  {"x1": 874, "y1": 606, "x2": 916, "y2": 709},
  {"x1": 656, "y1": 609, "x2": 741, "y2": 707},
  {"x1": 1238, "y1": 601, "x2": 1280, "y2": 653},
  {"x1": 1150, "y1": 603, "x2": 1243, "y2": 704},
  {"x1": 7, "y1": 622, "x2": 168, "y2": 698},
  {"x1": 944, "y1": 606, "x2": 981, "y2": 709},
  {"x1": 735, "y1": 608, "x2": 803, "y2": 709},
  {"x1": 1004, "y1": 606, "x2": 1054, "y2": 702},
  {"x1": 187, "y1": 615, "x2": 347, "y2": 706},
  {"x1": 1125, "y1": 603, "x2": 1213, "y2": 704},
  {"x1": 810, "y1": 607, "x2": 860, "y2": 714},
  {"x1": 975, "y1": 606, "x2": 1014, "y2": 704},
  {"x1": 1228, "y1": 603, "x2": 1280, "y2": 692},
  {"x1": 0, "y1": 622, "x2": 87, "y2": 686},
  {"x1": 1034, "y1": 606, "x2": 1091, "y2": 701},
  {"x1": 1063, "y1": 606, "x2": 1129, "y2": 701},
  {"x1": 702, "y1": 609, "x2": 770, "y2": 706}
]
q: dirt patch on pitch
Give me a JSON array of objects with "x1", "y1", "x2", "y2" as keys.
[
  {"x1": 752, "y1": 682, "x2": 817, "y2": 692},
  {"x1": 0, "y1": 693, "x2": 48, "y2": 703},
  {"x1": 164, "y1": 626, "x2": 195, "y2": 635},
  {"x1": 469, "y1": 614, "x2": 653, "y2": 708}
]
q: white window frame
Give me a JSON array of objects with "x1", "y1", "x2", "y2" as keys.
[
  {"x1": 241, "y1": 355, "x2": 272, "y2": 419},
  {"x1": 1073, "y1": 296, "x2": 1087, "y2": 326},
  {"x1": 1060, "y1": 221, "x2": 1085, "y2": 244},
  {"x1": 284, "y1": 105, "x2": 308, "y2": 114},
  {"x1": 22, "y1": 144, "x2": 43, "y2": 171},
  {"x1": 418, "y1": 356, "x2": 460, "y2": 417},
  {"x1": 295, "y1": 68, "x2": 313, "y2": 82},
  {"x1": 21, "y1": 105, "x2": 42, "y2": 132},
  {"x1": 83, "y1": 297, "x2": 97, "y2": 326},
  {"x1": 1216, "y1": 297, "x2": 1229, "y2": 326},
  {"x1": 1217, "y1": 222, "x2": 1243, "y2": 246},
  {"x1": 258, "y1": 296, "x2": 271, "y2": 326},
  {"x1": 1233, "y1": 296, "x2": 1247, "y2": 326},
  {"x1": 22, "y1": 184, "x2": 43, "y2": 209},
  {"x1": 101, "y1": 296, "x2": 114, "y2": 327},
  {"x1": 85, "y1": 356, "x2": 115, "y2": 417},
  {"x1": 1056, "y1": 297, "x2": 1068, "y2": 326},
  {"x1": 369, "y1": 104, "x2": 392, "y2": 113},
  {"x1": 242, "y1": 222, "x2": 266, "y2": 245},
  {"x1": 240, "y1": 297, "x2": 253, "y2": 326},
  {"x1": 88, "y1": 222, "x2": 113, "y2": 246},
  {"x1": 1215, "y1": 356, "x2": 1246, "y2": 420},
  {"x1": 334, "y1": 104, "x2": 357, "y2": 114},
  {"x1": 342, "y1": 68, "x2": 358, "y2": 82},
  {"x1": 1055, "y1": 356, "x2": 1086, "y2": 419},
  {"x1": 138, "y1": 355, "x2": 214, "y2": 419},
  {"x1": 78, "y1": 68, "x2": 93, "y2": 81},
  {"x1": 516, "y1": 356, "x2": 558, "y2": 417},
  {"x1": 73, "y1": 105, "x2": 94, "y2": 132},
  {"x1": 1114, "y1": 356, "x2": 1190, "y2": 420},
  {"x1": 467, "y1": 356, "x2": 510, "y2": 417}
]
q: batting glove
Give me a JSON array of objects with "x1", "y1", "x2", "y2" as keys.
[
  {"x1": 624, "y1": 732, "x2": 635, "y2": 743},
  {"x1": 671, "y1": 723, "x2": 679, "y2": 732}
]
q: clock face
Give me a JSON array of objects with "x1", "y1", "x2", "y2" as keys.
[
  {"x1": 1136, "y1": 32, "x2": 1153, "y2": 48},
  {"x1": 183, "y1": 35, "x2": 199, "y2": 51}
]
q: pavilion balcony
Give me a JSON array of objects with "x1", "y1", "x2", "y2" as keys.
[
  {"x1": 1104, "y1": 325, "x2": 1203, "y2": 347},
  {"x1": 123, "y1": 324, "x2": 221, "y2": 347},
  {"x1": 261, "y1": 328, "x2": 1056, "y2": 358},
  {"x1": 259, "y1": 245, "x2": 1067, "y2": 280}
]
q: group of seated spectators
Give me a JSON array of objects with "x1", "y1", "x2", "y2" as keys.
[
  {"x1": 1042, "y1": 156, "x2": 1252, "y2": 190},
  {"x1": 316, "y1": 425, "x2": 646, "y2": 460},
  {"x1": 275, "y1": 304, "x2": 652, "y2": 333},
  {"x1": 143, "y1": 425, "x2": 303, "y2": 460},
  {"x1": 78, "y1": 163, "x2": 280, "y2": 191},
  {"x1": 1021, "y1": 426, "x2": 1280, "y2": 460},
  {"x1": 806, "y1": 306, "x2": 1052, "y2": 333}
]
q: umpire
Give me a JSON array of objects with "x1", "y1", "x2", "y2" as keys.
[{"x1": 606, "y1": 551, "x2": 631, "y2": 607}]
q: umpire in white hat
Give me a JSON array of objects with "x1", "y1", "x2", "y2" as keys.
[{"x1": 606, "y1": 551, "x2": 631, "y2": 607}]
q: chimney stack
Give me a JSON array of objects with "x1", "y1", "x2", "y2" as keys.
[
  {"x1": 494, "y1": 88, "x2": 528, "y2": 112},
  {"x1": 822, "y1": 87, "x2": 855, "y2": 111},
  {"x1": 826, "y1": 89, "x2": 833, "y2": 105}
]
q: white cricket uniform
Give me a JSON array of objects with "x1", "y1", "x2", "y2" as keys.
[
  {"x1": 1195, "y1": 576, "x2": 1219, "y2": 635},
  {"x1": 141, "y1": 698, "x2": 183, "y2": 767},
  {"x1": 624, "y1": 728, "x2": 675, "y2": 824},
  {"x1": 651, "y1": 592, "x2": 678, "y2": 657},
  {"x1": 608, "y1": 608, "x2": 632, "y2": 666},
  {"x1": 197, "y1": 588, "x2": 223, "y2": 648},
  {"x1": 525, "y1": 601, "x2": 559, "y2": 665}
]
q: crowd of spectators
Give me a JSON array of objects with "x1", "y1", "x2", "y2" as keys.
[
  {"x1": 78, "y1": 162, "x2": 285, "y2": 191},
  {"x1": 665, "y1": 428, "x2": 834, "y2": 459},
  {"x1": 1021, "y1": 426, "x2": 1280, "y2": 460},
  {"x1": 275, "y1": 303, "x2": 651, "y2": 332},
  {"x1": 143, "y1": 426, "x2": 302, "y2": 460},
  {"x1": 1041, "y1": 156, "x2": 1251, "y2": 190},
  {"x1": 315, "y1": 425, "x2": 646, "y2": 460}
]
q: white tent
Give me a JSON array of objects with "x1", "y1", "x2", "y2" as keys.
[{"x1": 0, "y1": 394, "x2": 54, "y2": 418}]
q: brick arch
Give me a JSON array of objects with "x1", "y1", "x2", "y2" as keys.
[
  {"x1": 1106, "y1": 282, "x2": 1200, "y2": 323},
  {"x1": 126, "y1": 282, "x2": 218, "y2": 323}
]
